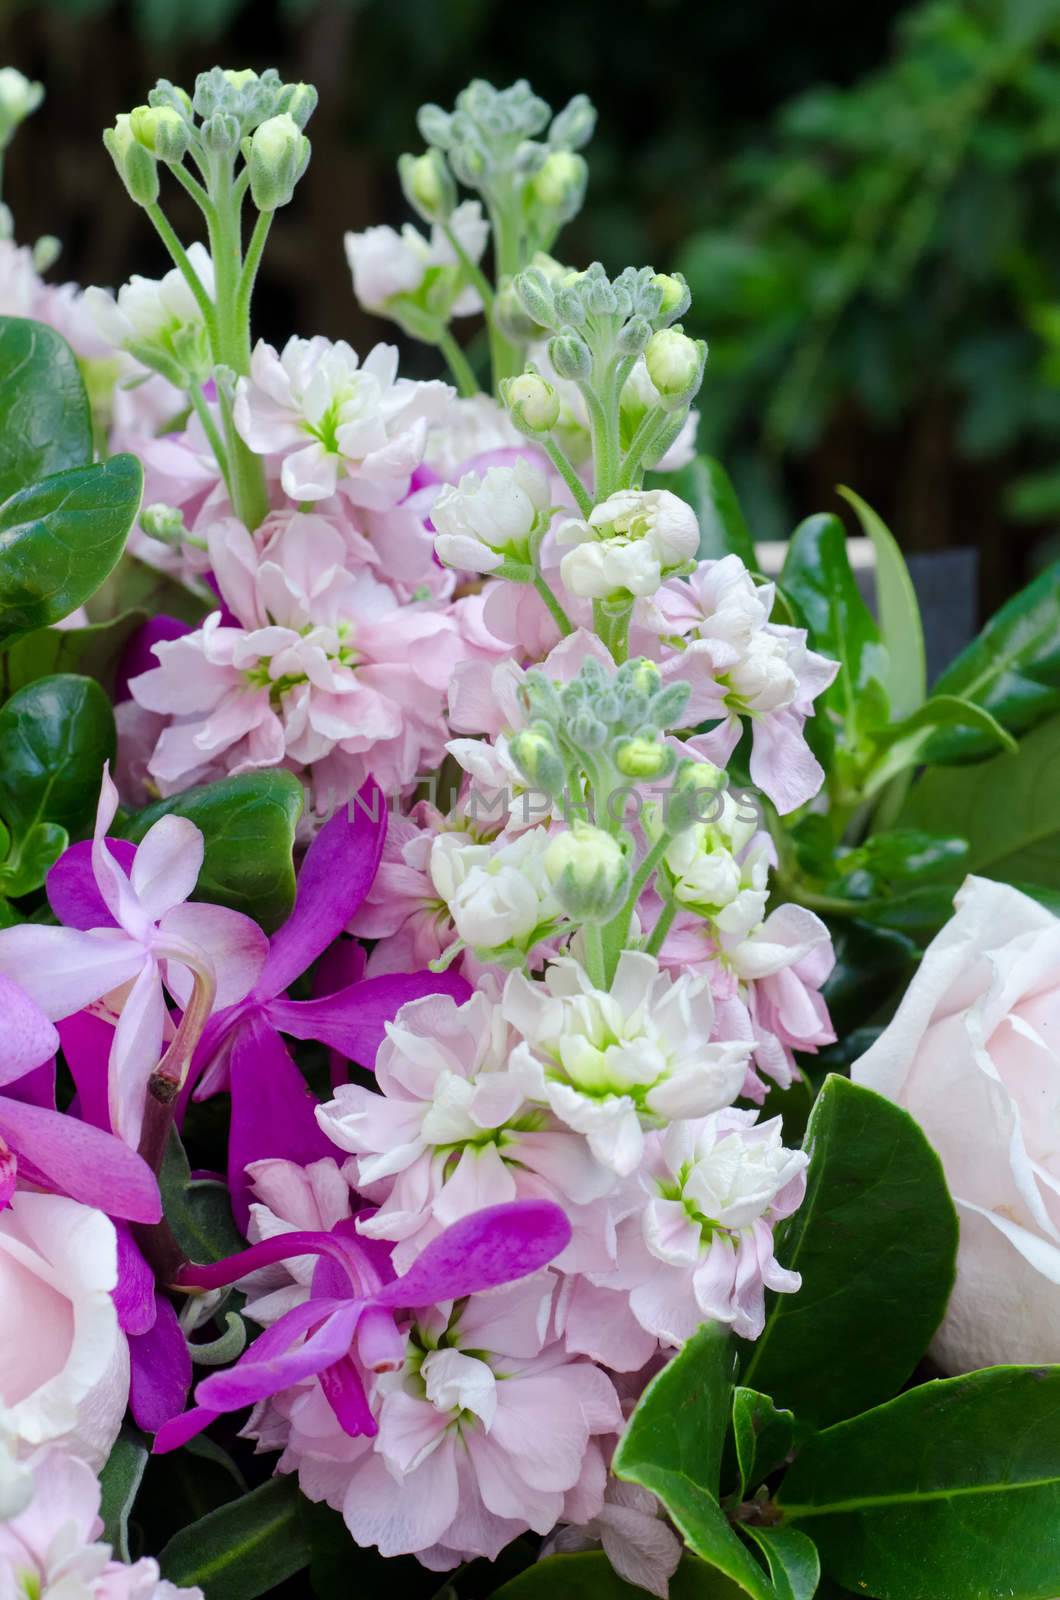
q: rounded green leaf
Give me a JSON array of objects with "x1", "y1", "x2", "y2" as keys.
[
  {"x1": 740, "y1": 1076, "x2": 958, "y2": 1431},
  {"x1": 123, "y1": 770, "x2": 303, "y2": 933},
  {"x1": 778, "y1": 1366, "x2": 1060, "y2": 1600},
  {"x1": 0, "y1": 317, "x2": 93, "y2": 501},
  {"x1": 0, "y1": 454, "x2": 143, "y2": 645},
  {"x1": 0, "y1": 673, "x2": 116, "y2": 840}
]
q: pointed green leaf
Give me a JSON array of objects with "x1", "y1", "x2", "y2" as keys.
[
  {"x1": 739, "y1": 1526, "x2": 820, "y2": 1600},
  {"x1": 97, "y1": 1430, "x2": 149, "y2": 1562},
  {"x1": 837, "y1": 486, "x2": 925, "y2": 720},
  {"x1": 740, "y1": 1076, "x2": 958, "y2": 1431},
  {"x1": 491, "y1": 1551, "x2": 749, "y2": 1598},
  {"x1": 159, "y1": 1476, "x2": 308, "y2": 1600},
  {"x1": 0, "y1": 316, "x2": 93, "y2": 500},
  {"x1": 628, "y1": 1468, "x2": 781, "y2": 1600},
  {"x1": 0, "y1": 454, "x2": 143, "y2": 645},
  {"x1": 731, "y1": 1388, "x2": 795, "y2": 1497},
  {"x1": 778, "y1": 1367, "x2": 1060, "y2": 1600},
  {"x1": 160, "y1": 1129, "x2": 243, "y2": 1264}
]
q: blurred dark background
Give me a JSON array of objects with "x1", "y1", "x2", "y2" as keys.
[{"x1": 5, "y1": 0, "x2": 1060, "y2": 614}]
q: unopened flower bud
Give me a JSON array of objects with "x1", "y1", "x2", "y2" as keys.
[
  {"x1": 502, "y1": 371, "x2": 560, "y2": 435},
  {"x1": 0, "y1": 68, "x2": 42, "y2": 143},
  {"x1": 103, "y1": 114, "x2": 159, "y2": 207},
  {"x1": 509, "y1": 725, "x2": 566, "y2": 795},
  {"x1": 667, "y1": 761, "x2": 728, "y2": 832},
  {"x1": 614, "y1": 737, "x2": 673, "y2": 780},
  {"x1": 617, "y1": 315, "x2": 652, "y2": 358},
  {"x1": 398, "y1": 148, "x2": 455, "y2": 222},
  {"x1": 548, "y1": 93, "x2": 597, "y2": 151},
  {"x1": 201, "y1": 109, "x2": 241, "y2": 153},
  {"x1": 514, "y1": 267, "x2": 557, "y2": 330},
  {"x1": 223, "y1": 68, "x2": 259, "y2": 90},
  {"x1": 545, "y1": 823, "x2": 629, "y2": 923},
  {"x1": 645, "y1": 327, "x2": 704, "y2": 400},
  {"x1": 495, "y1": 280, "x2": 543, "y2": 343},
  {"x1": 651, "y1": 272, "x2": 690, "y2": 320},
  {"x1": 277, "y1": 81, "x2": 317, "y2": 129},
  {"x1": 140, "y1": 503, "x2": 188, "y2": 546},
  {"x1": 248, "y1": 112, "x2": 310, "y2": 210},
  {"x1": 628, "y1": 660, "x2": 662, "y2": 698},
  {"x1": 148, "y1": 79, "x2": 193, "y2": 120},
  {"x1": 130, "y1": 104, "x2": 190, "y2": 162},
  {"x1": 531, "y1": 150, "x2": 586, "y2": 219},
  {"x1": 549, "y1": 329, "x2": 592, "y2": 382}
]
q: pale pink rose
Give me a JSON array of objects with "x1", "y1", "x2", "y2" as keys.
[
  {"x1": 0, "y1": 1448, "x2": 202, "y2": 1599},
  {"x1": 602, "y1": 1110, "x2": 807, "y2": 1344},
  {"x1": 0, "y1": 1194, "x2": 129, "y2": 1469},
  {"x1": 853, "y1": 876, "x2": 1060, "y2": 1371}
]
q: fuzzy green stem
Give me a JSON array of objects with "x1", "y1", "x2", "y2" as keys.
[
  {"x1": 440, "y1": 218, "x2": 495, "y2": 314},
  {"x1": 143, "y1": 202, "x2": 218, "y2": 339},
  {"x1": 584, "y1": 924, "x2": 607, "y2": 989},
  {"x1": 236, "y1": 208, "x2": 273, "y2": 326},
  {"x1": 187, "y1": 381, "x2": 233, "y2": 501},
  {"x1": 438, "y1": 329, "x2": 480, "y2": 397},
  {"x1": 532, "y1": 573, "x2": 574, "y2": 635},
  {"x1": 541, "y1": 437, "x2": 593, "y2": 517},
  {"x1": 600, "y1": 832, "x2": 671, "y2": 982},
  {"x1": 644, "y1": 895, "x2": 677, "y2": 957}
]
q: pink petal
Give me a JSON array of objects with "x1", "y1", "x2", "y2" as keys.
[
  {"x1": 46, "y1": 839, "x2": 136, "y2": 930},
  {"x1": 110, "y1": 961, "x2": 168, "y2": 1145},
  {"x1": 0, "y1": 926, "x2": 145, "y2": 1019},
  {"x1": 57, "y1": 1011, "x2": 113, "y2": 1131},
  {"x1": 114, "y1": 1226, "x2": 157, "y2": 1333},
  {"x1": 265, "y1": 969, "x2": 472, "y2": 1070},
  {"x1": 195, "y1": 1301, "x2": 361, "y2": 1411},
  {"x1": 131, "y1": 814, "x2": 204, "y2": 920},
  {"x1": 0, "y1": 1096, "x2": 162, "y2": 1220},
  {"x1": 158, "y1": 903, "x2": 268, "y2": 1009},
  {"x1": 0, "y1": 976, "x2": 60, "y2": 1088},
  {"x1": 153, "y1": 1404, "x2": 221, "y2": 1454},
  {"x1": 319, "y1": 1354, "x2": 377, "y2": 1437}
]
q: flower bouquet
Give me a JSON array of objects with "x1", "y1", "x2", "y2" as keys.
[{"x1": 0, "y1": 62, "x2": 1059, "y2": 1600}]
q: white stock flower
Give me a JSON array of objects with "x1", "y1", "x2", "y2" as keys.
[
  {"x1": 84, "y1": 243, "x2": 214, "y2": 352},
  {"x1": 662, "y1": 788, "x2": 771, "y2": 938},
  {"x1": 233, "y1": 336, "x2": 452, "y2": 506},
  {"x1": 432, "y1": 457, "x2": 551, "y2": 573},
  {"x1": 430, "y1": 827, "x2": 561, "y2": 951},
  {"x1": 556, "y1": 489, "x2": 698, "y2": 600},
  {"x1": 345, "y1": 200, "x2": 488, "y2": 317},
  {"x1": 503, "y1": 952, "x2": 750, "y2": 1175}
]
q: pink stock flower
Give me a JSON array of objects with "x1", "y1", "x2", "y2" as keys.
[
  {"x1": 129, "y1": 514, "x2": 461, "y2": 804},
  {"x1": 0, "y1": 1448, "x2": 202, "y2": 1599},
  {"x1": 601, "y1": 1109, "x2": 808, "y2": 1343},
  {"x1": 346, "y1": 803, "x2": 470, "y2": 976},
  {"x1": 233, "y1": 337, "x2": 452, "y2": 506},
  {"x1": 0, "y1": 768, "x2": 266, "y2": 1145},
  {"x1": 316, "y1": 986, "x2": 617, "y2": 1273},
  {"x1": 651, "y1": 556, "x2": 838, "y2": 814}
]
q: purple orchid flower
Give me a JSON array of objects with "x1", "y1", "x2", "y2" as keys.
[
  {"x1": 113, "y1": 1223, "x2": 192, "y2": 1431},
  {"x1": 0, "y1": 975, "x2": 161, "y2": 1223},
  {"x1": 154, "y1": 1197, "x2": 572, "y2": 1453}
]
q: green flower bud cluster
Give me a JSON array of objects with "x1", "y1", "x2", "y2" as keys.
[
  {"x1": 104, "y1": 67, "x2": 315, "y2": 211},
  {"x1": 509, "y1": 656, "x2": 692, "y2": 799}
]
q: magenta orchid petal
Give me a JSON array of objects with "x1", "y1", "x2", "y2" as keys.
[
  {"x1": 194, "y1": 1301, "x2": 362, "y2": 1412},
  {"x1": 0, "y1": 1094, "x2": 162, "y2": 1222},
  {"x1": 0, "y1": 925, "x2": 145, "y2": 1019},
  {"x1": 152, "y1": 1404, "x2": 222, "y2": 1454},
  {"x1": 255, "y1": 779, "x2": 386, "y2": 998},
  {"x1": 373, "y1": 1200, "x2": 573, "y2": 1308},
  {"x1": 0, "y1": 976, "x2": 59, "y2": 1088},
  {"x1": 113, "y1": 1226, "x2": 158, "y2": 1334},
  {"x1": 3, "y1": 1062, "x2": 56, "y2": 1110},
  {"x1": 57, "y1": 1012, "x2": 114, "y2": 1131},
  {"x1": 319, "y1": 1354, "x2": 378, "y2": 1438},
  {"x1": 0, "y1": 1146, "x2": 14, "y2": 1209},
  {"x1": 175, "y1": 1233, "x2": 359, "y2": 1293},
  {"x1": 227, "y1": 1013, "x2": 334, "y2": 1231},
  {"x1": 46, "y1": 839, "x2": 135, "y2": 930},
  {"x1": 130, "y1": 1294, "x2": 193, "y2": 1432},
  {"x1": 265, "y1": 969, "x2": 472, "y2": 1069}
]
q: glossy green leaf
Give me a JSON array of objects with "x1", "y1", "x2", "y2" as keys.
[
  {"x1": 123, "y1": 770, "x2": 303, "y2": 932},
  {"x1": 0, "y1": 317, "x2": 93, "y2": 501},
  {"x1": 97, "y1": 1430, "x2": 149, "y2": 1562},
  {"x1": 491, "y1": 1552, "x2": 748, "y2": 1598},
  {"x1": 0, "y1": 821, "x2": 67, "y2": 898},
  {"x1": 740, "y1": 1076, "x2": 958, "y2": 1431},
  {"x1": 159, "y1": 1475, "x2": 309, "y2": 1600},
  {"x1": 654, "y1": 455, "x2": 760, "y2": 570},
  {"x1": 837, "y1": 486, "x2": 925, "y2": 720},
  {"x1": 0, "y1": 454, "x2": 143, "y2": 645},
  {"x1": 870, "y1": 694, "x2": 1015, "y2": 756},
  {"x1": 0, "y1": 674, "x2": 116, "y2": 833},
  {"x1": 739, "y1": 1527, "x2": 819, "y2": 1600},
  {"x1": 160, "y1": 1130, "x2": 243, "y2": 1265},
  {"x1": 614, "y1": 1328, "x2": 780, "y2": 1598},
  {"x1": 731, "y1": 1388, "x2": 795, "y2": 1497},
  {"x1": 0, "y1": 608, "x2": 148, "y2": 698},
  {"x1": 780, "y1": 514, "x2": 889, "y2": 760},
  {"x1": 778, "y1": 1366, "x2": 1060, "y2": 1600},
  {"x1": 921, "y1": 561, "x2": 1060, "y2": 762},
  {"x1": 903, "y1": 712, "x2": 1060, "y2": 888}
]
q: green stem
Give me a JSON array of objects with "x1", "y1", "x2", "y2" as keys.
[
  {"x1": 584, "y1": 379, "x2": 619, "y2": 499},
  {"x1": 542, "y1": 437, "x2": 593, "y2": 517},
  {"x1": 600, "y1": 832, "x2": 671, "y2": 981},
  {"x1": 144, "y1": 202, "x2": 217, "y2": 340},
  {"x1": 644, "y1": 895, "x2": 677, "y2": 957},
  {"x1": 236, "y1": 208, "x2": 273, "y2": 327},
  {"x1": 187, "y1": 381, "x2": 232, "y2": 501},
  {"x1": 168, "y1": 160, "x2": 214, "y2": 219},
  {"x1": 584, "y1": 924, "x2": 607, "y2": 989},
  {"x1": 440, "y1": 219, "x2": 495, "y2": 313},
  {"x1": 620, "y1": 407, "x2": 671, "y2": 488},
  {"x1": 484, "y1": 194, "x2": 524, "y2": 392},
  {"x1": 438, "y1": 329, "x2": 480, "y2": 397},
  {"x1": 532, "y1": 573, "x2": 574, "y2": 636}
]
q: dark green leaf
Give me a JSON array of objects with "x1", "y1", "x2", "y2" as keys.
[
  {"x1": 123, "y1": 770, "x2": 303, "y2": 932},
  {"x1": 731, "y1": 1388, "x2": 795, "y2": 1497},
  {"x1": 623, "y1": 1469, "x2": 780, "y2": 1600},
  {"x1": 870, "y1": 694, "x2": 1015, "y2": 757},
  {"x1": 158, "y1": 1475, "x2": 309, "y2": 1600},
  {"x1": 0, "y1": 454, "x2": 143, "y2": 645},
  {"x1": 491, "y1": 1552, "x2": 750, "y2": 1598},
  {"x1": 902, "y1": 711, "x2": 1060, "y2": 887},
  {"x1": 160, "y1": 1130, "x2": 244, "y2": 1264},
  {"x1": 739, "y1": 1527, "x2": 819, "y2": 1600},
  {"x1": 837, "y1": 486, "x2": 924, "y2": 720},
  {"x1": 0, "y1": 674, "x2": 115, "y2": 837},
  {"x1": 0, "y1": 821, "x2": 67, "y2": 898},
  {"x1": 0, "y1": 608, "x2": 148, "y2": 698},
  {"x1": 780, "y1": 515, "x2": 889, "y2": 764},
  {"x1": 740, "y1": 1076, "x2": 958, "y2": 1431},
  {"x1": 654, "y1": 456, "x2": 760, "y2": 570},
  {"x1": 779, "y1": 1366, "x2": 1060, "y2": 1600},
  {"x1": 0, "y1": 317, "x2": 93, "y2": 500},
  {"x1": 922, "y1": 561, "x2": 1060, "y2": 762},
  {"x1": 97, "y1": 1429, "x2": 149, "y2": 1562}
]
